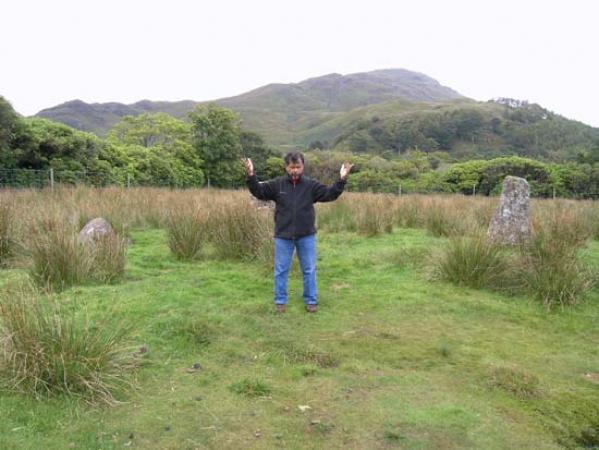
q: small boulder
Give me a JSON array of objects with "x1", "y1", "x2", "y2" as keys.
[
  {"x1": 249, "y1": 194, "x2": 275, "y2": 210},
  {"x1": 78, "y1": 218, "x2": 115, "y2": 244}
]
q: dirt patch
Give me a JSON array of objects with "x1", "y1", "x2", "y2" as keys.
[{"x1": 583, "y1": 372, "x2": 599, "y2": 384}]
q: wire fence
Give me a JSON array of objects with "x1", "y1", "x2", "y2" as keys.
[
  {"x1": 1, "y1": 169, "x2": 136, "y2": 189},
  {"x1": 1, "y1": 168, "x2": 598, "y2": 199}
]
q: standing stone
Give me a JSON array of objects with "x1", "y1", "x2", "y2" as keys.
[
  {"x1": 78, "y1": 218, "x2": 115, "y2": 244},
  {"x1": 487, "y1": 176, "x2": 531, "y2": 245}
]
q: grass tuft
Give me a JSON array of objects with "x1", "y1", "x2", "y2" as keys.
[
  {"x1": 229, "y1": 378, "x2": 272, "y2": 397},
  {"x1": 166, "y1": 207, "x2": 209, "y2": 261},
  {"x1": 0, "y1": 282, "x2": 136, "y2": 405},
  {"x1": 156, "y1": 316, "x2": 218, "y2": 348},
  {"x1": 208, "y1": 201, "x2": 274, "y2": 263},
  {"x1": 355, "y1": 195, "x2": 394, "y2": 236},
  {"x1": 87, "y1": 233, "x2": 128, "y2": 284},
  {"x1": 384, "y1": 429, "x2": 407, "y2": 444},
  {"x1": 518, "y1": 208, "x2": 595, "y2": 309},
  {"x1": 488, "y1": 366, "x2": 540, "y2": 399},
  {"x1": 430, "y1": 234, "x2": 508, "y2": 290}
]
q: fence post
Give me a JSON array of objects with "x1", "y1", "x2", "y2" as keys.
[
  {"x1": 127, "y1": 173, "x2": 131, "y2": 189},
  {"x1": 398, "y1": 185, "x2": 402, "y2": 196},
  {"x1": 49, "y1": 168, "x2": 54, "y2": 191},
  {"x1": 472, "y1": 183, "x2": 476, "y2": 196}
]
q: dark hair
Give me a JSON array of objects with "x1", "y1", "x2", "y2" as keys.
[{"x1": 284, "y1": 151, "x2": 304, "y2": 166}]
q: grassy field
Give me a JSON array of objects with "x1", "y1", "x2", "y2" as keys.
[{"x1": 0, "y1": 188, "x2": 598, "y2": 449}]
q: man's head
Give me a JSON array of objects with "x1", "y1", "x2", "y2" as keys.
[{"x1": 284, "y1": 152, "x2": 304, "y2": 182}]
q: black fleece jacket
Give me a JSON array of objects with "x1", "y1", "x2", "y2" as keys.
[{"x1": 247, "y1": 174, "x2": 346, "y2": 239}]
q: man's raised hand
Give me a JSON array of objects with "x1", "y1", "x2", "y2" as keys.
[
  {"x1": 340, "y1": 162, "x2": 354, "y2": 180},
  {"x1": 242, "y1": 157, "x2": 254, "y2": 176}
]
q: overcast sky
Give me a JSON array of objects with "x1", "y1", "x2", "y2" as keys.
[{"x1": 2, "y1": 0, "x2": 598, "y2": 127}]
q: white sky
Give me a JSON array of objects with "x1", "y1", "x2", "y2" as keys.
[{"x1": 1, "y1": 0, "x2": 598, "y2": 127}]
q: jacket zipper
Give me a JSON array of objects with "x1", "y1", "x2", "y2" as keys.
[{"x1": 291, "y1": 180, "x2": 296, "y2": 238}]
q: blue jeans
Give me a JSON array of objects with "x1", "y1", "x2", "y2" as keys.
[{"x1": 274, "y1": 234, "x2": 317, "y2": 305}]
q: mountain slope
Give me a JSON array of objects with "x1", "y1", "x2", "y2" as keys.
[
  {"x1": 36, "y1": 99, "x2": 197, "y2": 137},
  {"x1": 218, "y1": 69, "x2": 462, "y2": 112},
  {"x1": 35, "y1": 68, "x2": 463, "y2": 140},
  {"x1": 32, "y1": 69, "x2": 598, "y2": 161}
]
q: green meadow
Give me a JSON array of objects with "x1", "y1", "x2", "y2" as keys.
[{"x1": 0, "y1": 188, "x2": 598, "y2": 449}]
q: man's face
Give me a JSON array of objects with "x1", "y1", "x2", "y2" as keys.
[{"x1": 285, "y1": 161, "x2": 304, "y2": 181}]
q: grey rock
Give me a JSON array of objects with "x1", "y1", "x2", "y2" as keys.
[
  {"x1": 78, "y1": 218, "x2": 115, "y2": 244},
  {"x1": 249, "y1": 194, "x2": 275, "y2": 210},
  {"x1": 487, "y1": 176, "x2": 531, "y2": 245}
]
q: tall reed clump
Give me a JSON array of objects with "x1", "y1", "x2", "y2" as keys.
[
  {"x1": 431, "y1": 203, "x2": 596, "y2": 309},
  {"x1": 316, "y1": 197, "x2": 357, "y2": 233},
  {"x1": 394, "y1": 196, "x2": 423, "y2": 229},
  {"x1": 209, "y1": 200, "x2": 274, "y2": 262},
  {"x1": 166, "y1": 206, "x2": 209, "y2": 261},
  {"x1": 0, "y1": 201, "x2": 17, "y2": 267},
  {"x1": 422, "y1": 198, "x2": 476, "y2": 237},
  {"x1": 518, "y1": 207, "x2": 594, "y2": 309},
  {"x1": 355, "y1": 194, "x2": 395, "y2": 236},
  {"x1": 0, "y1": 283, "x2": 136, "y2": 404},
  {"x1": 580, "y1": 201, "x2": 599, "y2": 240},
  {"x1": 430, "y1": 233, "x2": 509, "y2": 290},
  {"x1": 473, "y1": 198, "x2": 497, "y2": 230},
  {"x1": 424, "y1": 206, "x2": 459, "y2": 237},
  {"x1": 29, "y1": 217, "x2": 127, "y2": 290},
  {"x1": 88, "y1": 233, "x2": 128, "y2": 284}
]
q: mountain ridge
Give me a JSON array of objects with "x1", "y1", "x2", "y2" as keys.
[{"x1": 35, "y1": 68, "x2": 464, "y2": 140}]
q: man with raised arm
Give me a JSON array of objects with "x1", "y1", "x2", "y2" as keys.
[{"x1": 243, "y1": 152, "x2": 353, "y2": 313}]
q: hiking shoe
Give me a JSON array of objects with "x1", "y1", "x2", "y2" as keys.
[
  {"x1": 305, "y1": 304, "x2": 317, "y2": 313},
  {"x1": 275, "y1": 304, "x2": 286, "y2": 313}
]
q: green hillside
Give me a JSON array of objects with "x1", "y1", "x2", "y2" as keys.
[
  {"x1": 31, "y1": 68, "x2": 599, "y2": 162},
  {"x1": 328, "y1": 98, "x2": 599, "y2": 161},
  {"x1": 36, "y1": 99, "x2": 197, "y2": 137},
  {"x1": 34, "y1": 69, "x2": 463, "y2": 141}
]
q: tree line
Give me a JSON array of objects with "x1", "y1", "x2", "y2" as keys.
[
  {"x1": 1, "y1": 96, "x2": 598, "y2": 197},
  {"x1": 0, "y1": 97, "x2": 278, "y2": 188}
]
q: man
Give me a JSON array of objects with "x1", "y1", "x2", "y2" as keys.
[{"x1": 243, "y1": 152, "x2": 353, "y2": 313}]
